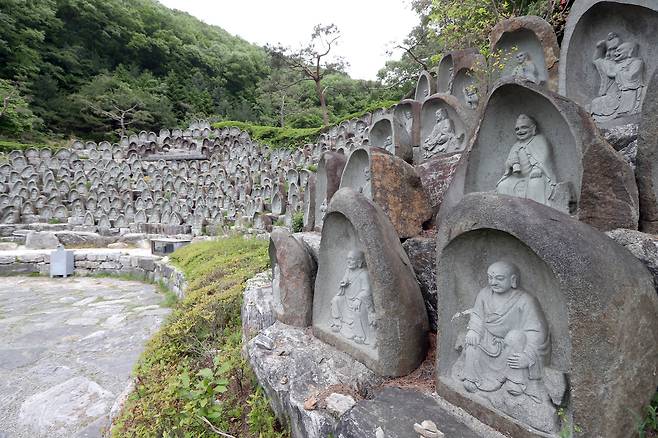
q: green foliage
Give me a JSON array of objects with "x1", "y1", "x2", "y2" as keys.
[
  {"x1": 213, "y1": 121, "x2": 321, "y2": 150},
  {"x1": 0, "y1": 79, "x2": 42, "y2": 138},
  {"x1": 291, "y1": 212, "x2": 304, "y2": 233},
  {"x1": 305, "y1": 164, "x2": 317, "y2": 173},
  {"x1": 47, "y1": 218, "x2": 62, "y2": 224},
  {"x1": 557, "y1": 407, "x2": 582, "y2": 438},
  {"x1": 0, "y1": 140, "x2": 61, "y2": 154},
  {"x1": 111, "y1": 236, "x2": 284, "y2": 437},
  {"x1": 634, "y1": 391, "x2": 658, "y2": 438}
]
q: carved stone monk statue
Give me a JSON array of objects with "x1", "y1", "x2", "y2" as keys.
[
  {"x1": 591, "y1": 33, "x2": 645, "y2": 122},
  {"x1": 452, "y1": 261, "x2": 557, "y2": 432},
  {"x1": 330, "y1": 250, "x2": 375, "y2": 345},
  {"x1": 496, "y1": 114, "x2": 557, "y2": 206},
  {"x1": 359, "y1": 168, "x2": 371, "y2": 196},
  {"x1": 511, "y1": 51, "x2": 540, "y2": 84},
  {"x1": 463, "y1": 85, "x2": 480, "y2": 110},
  {"x1": 423, "y1": 108, "x2": 464, "y2": 158}
]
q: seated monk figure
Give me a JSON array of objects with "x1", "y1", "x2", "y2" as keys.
[
  {"x1": 496, "y1": 114, "x2": 557, "y2": 206},
  {"x1": 511, "y1": 51, "x2": 540, "y2": 84},
  {"x1": 453, "y1": 261, "x2": 557, "y2": 432},
  {"x1": 423, "y1": 108, "x2": 463, "y2": 158},
  {"x1": 330, "y1": 249, "x2": 375, "y2": 345}
]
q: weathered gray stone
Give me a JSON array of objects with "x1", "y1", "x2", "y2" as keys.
[
  {"x1": 269, "y1": 228, "x2": 316, "y2": 327},
  {"x1": 341, "y1": 147, "x2": 432, "y2": 238},
  {"x1": 402, "y1": 236, "x2": 437, "y2": 332},
  {"x1": 246, "y1": 321, "x2": 382, "y2": 438},
  {"x1": 313, "y1": 188, "x2": 429, "y2": 377},
  {"x1": 435, "y1": 192, "x2": 658, "y2": 438},
  {"x1": 334, "y1": 388, "x2": 505, "y2": 438},
  {"x1": 441, "y1": 78, "x2": 639, "y2": 231},
  {"x1": 325, "y1": 393, "x2": 356, "y2": 417},
  {"x1": 607, "y1": 228, "x2": 658, "y2": 287},
  {"x1": 25, "y1": 231, "x2": 59, "y2": 250},
  {"x1": 636, "y1": 70, "x2": 658, "y2": 233},
  {"x1": 19, "y1": 376, "x2": 114, "y2": 436},
  {"x1": 241, "y1": 272, "x2": 277, "y2": 344},
  {"x1": 54, "y1": 231, "x2": 110, "y2": 248}
]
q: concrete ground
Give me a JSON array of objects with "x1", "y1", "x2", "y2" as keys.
[{"x1": 0, "y1": 276, "x2": 170, "y2": 438}]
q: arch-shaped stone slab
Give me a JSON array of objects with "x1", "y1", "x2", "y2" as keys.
[
  {"x1": 420, "y1": 94, "x2": 474, "y2": 161},
  {"x1": 313, "y1": 188, "x2": 429, "y2": 376},
  {"x1": 435, "y1": 192, "x2": 658, "y2": 438},
  {"x1": 414, "y1": 70, "x2": 435, "y2": 102},
  {"x1": 269, "y1": 228, "x2": 317, "y2": 327},
  {"x1": 368, "y1": 113, "x2": 413, "y2": 163},
  {"x1": 559, "y1": 0, "x2": 658, "y2": 127},
  {"x1": 451, "y1": 50, "x2": 486, "y2": 111},
  {"x1": 340, "y1": 147, "x2": 431, "y2": 238},
  {"x1": 490, "y1": 16, "x2": 560, "y2": 91},
  {"x1": 440, "y1": 78, "x2": 638, "y2": 231},
  {"x1": 314, "y1": 152, "x2": 347, "y2": 231}
]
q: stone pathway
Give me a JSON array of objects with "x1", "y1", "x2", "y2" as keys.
[{"x1": 0, "y1": 276, "x2": 171, "y2": 438}]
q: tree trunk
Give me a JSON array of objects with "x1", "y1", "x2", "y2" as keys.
[
  {"x1": 280, "y1": 94, "x2": 285, "y2": 127},
  {"x1": 315, "y1": 79, "x2": 329, "y2": 127}
]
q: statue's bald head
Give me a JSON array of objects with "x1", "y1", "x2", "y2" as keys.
[
  {"x1": 347, "y1": 249, "x2": 366, "y2": 269},
  {"x1": 487, "y1": 261, "x2": 520, "y2": 290}
]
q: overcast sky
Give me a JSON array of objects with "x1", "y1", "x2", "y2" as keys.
[{"x1": 157, "y1": 0, "x2": 419, "y2": 80}]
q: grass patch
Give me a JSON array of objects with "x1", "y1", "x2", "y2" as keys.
[
  {"x1": 213, "y1": 121, "x2": 320, "y2": 150},
  {"x1": 0, "y1": 139, "x2": 65, "y2": 154},
  {"x1": 111, "y1": 236, "x2": 286, "y2": 437}
]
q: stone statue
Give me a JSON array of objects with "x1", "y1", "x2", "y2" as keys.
[
  {"x1": 359, "y1": 167, "x2": 371, "y2": 196},
  {"x1": 383, "y1": 135, "x2": 393, "y2": 152},
  {"x1": 511, "y1": 51, "x2": 540, "y2": 84},
  {"x1": 452, "y1": 261, "x2": 556, "y2": 432},
  {"x1": 330, "y1": 250, "x2": 375, "y2": 345},
  {"x1": 591, "y1": 33, "x2": 645, "y2": 123},
  {"x1": 423, "y1": 108, "x2": 464, "y2": 158},
  {"x1": 496, "y1": 114, "x2": 558, "y2": 206},
  {"x1": 463, "y1": 85, "x2": 480, "y2": 110}
]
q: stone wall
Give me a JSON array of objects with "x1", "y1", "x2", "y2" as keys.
[{"x1": 0, "y1": 248, "x2": 187, "y2": 298}]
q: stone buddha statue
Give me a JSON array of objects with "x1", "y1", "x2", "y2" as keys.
[
  {"x1": 511, "y1": 51, "x2": 540, "y2": 84},
  {"x1": 452, "y1": 261, "x2": 557, "y2": 432},
  {"x1": 496, "y1": 114, "x2": 558, "y2": 207},
  {"x1": 330, "y1": 249, "x2": 375, "y2": 345},
  {"x1": 423, "y1": 108, "x2": 464, "y2": 158},
  {"x1": 591, "y1": 33, "x2": 645, "y2": 123}
]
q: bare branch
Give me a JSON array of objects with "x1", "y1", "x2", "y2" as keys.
[{"x1": 196, "y1": 415, "x2": 236, "y2": 438}]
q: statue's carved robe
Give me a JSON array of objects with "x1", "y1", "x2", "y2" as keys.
[
  {"x1": 458, "y1": 287, "x2": 550, "y2": 401},
  {"x1": 496, "y1": 133, "x2": 557, "y2": 205},
  {"x1": 592, "y1": 56, "x2": 645, "y2": 119},
  {"x1": 424, "y1": 118, "x2": 461, "y2": 157},
  {"x1": 331, "y1": 267, "x2": 374, "y2": 344},
  {"x1": 512, "y1": 60, "x2": 540, "y2": 84}
]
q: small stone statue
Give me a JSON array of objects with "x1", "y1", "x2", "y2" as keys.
[
  {"x1": 359, "y1": 167, "x2": 371, "y2": 196},
  {"x1": 383, "y1": 135, "x2": 393, "y2": 152},
  {"x1": 463, "y1": 85, "x2": 480, "y2": 110},
  {"x1": 496, "y1": 114, "x2": 558, "y2": 206},
  {"x1": 423, "y1": 108, "x2": 464, "y2": 158},
  {"x1": 511, "y1": 51, "x2": 540, "y2": 84},
  {"x1": 591, "y1": 33, "x2": 645, "y2": 123},
  {"x1": 452, "y1": 261, "x2": 557, "y2": 432},
  {"x1": 330, "y1": 250, "x2": 375, "y2": 345}
]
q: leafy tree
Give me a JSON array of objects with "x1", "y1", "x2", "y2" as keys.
[
  {"x1": 267, "y1": 24, "x2": 348, "y2": 127},
  {"x1": 0, "y1": 79, "x2": 42, "y2": 138},
  {"x1": 73, "y1": 69, "x2": 175, "y2": 137}
]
